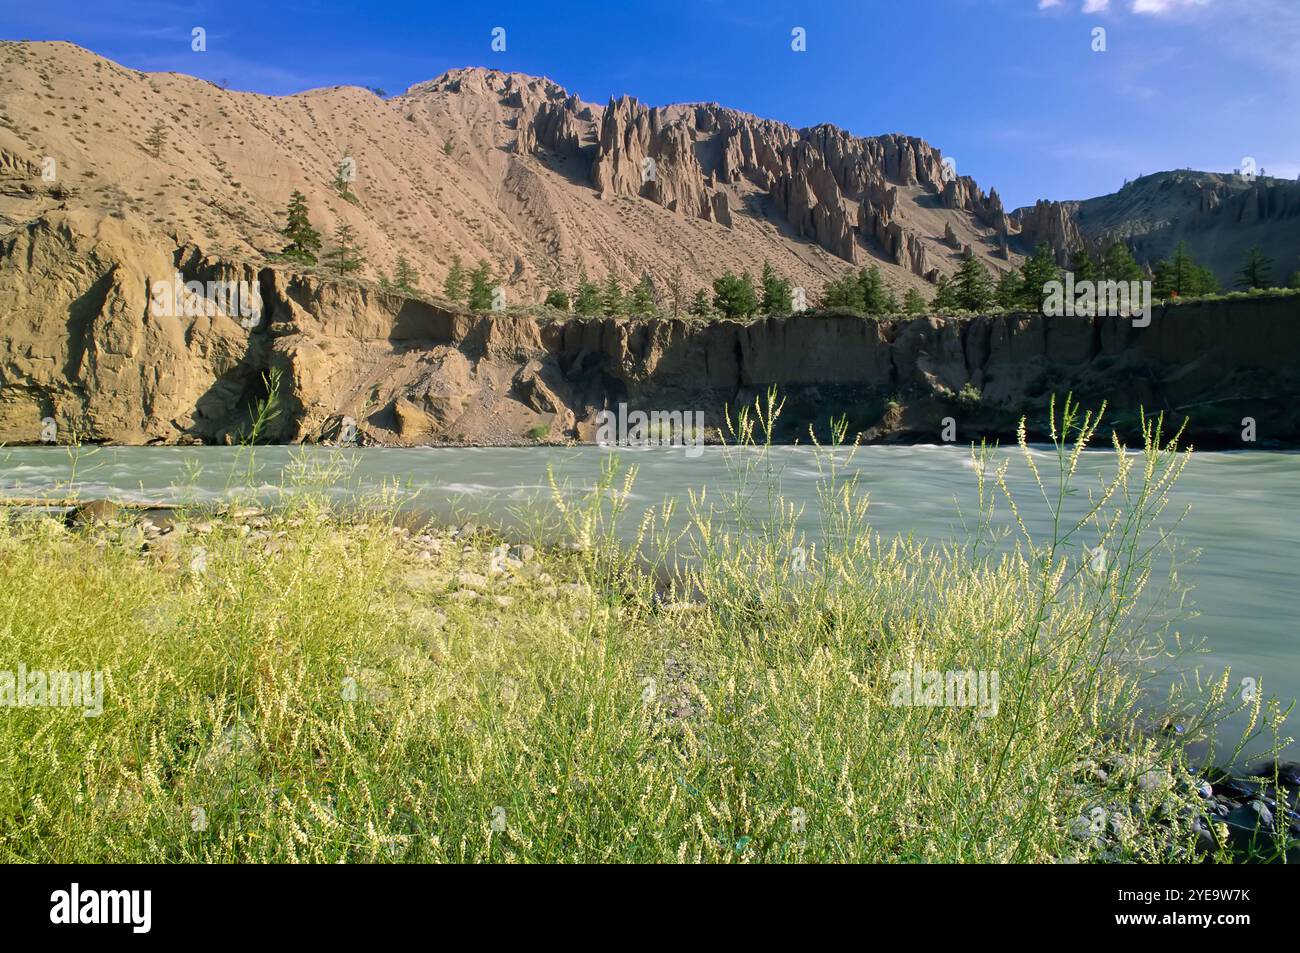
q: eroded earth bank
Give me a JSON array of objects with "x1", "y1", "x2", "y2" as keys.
[{"x1": 2, "y1": 213, "x2": 1298, "y2": 449}]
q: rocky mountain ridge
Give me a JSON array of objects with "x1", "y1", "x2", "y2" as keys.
[
  {"x1": 0, "y1": 41, "x2": 1019, "y2": 304},
  {"x1": 1013, "y1": 170, "x2": 1300, "y2": 283}
]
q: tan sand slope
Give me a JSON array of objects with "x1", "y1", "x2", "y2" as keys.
[{"x1": 0, "y1": 40, "x2": 1021, "y2": 303}]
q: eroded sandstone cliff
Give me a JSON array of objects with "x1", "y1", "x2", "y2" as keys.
[{"x1": 3, "y1": 215, "x2": 1297, "y2": 450}]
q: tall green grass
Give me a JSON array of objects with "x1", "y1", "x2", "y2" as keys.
[{"x1": 0, "y1": 395, "x2": 1289, "y2": 862}]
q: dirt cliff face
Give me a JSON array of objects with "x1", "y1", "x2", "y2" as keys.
[
  {"x1": 548, "y1": 299, "x2": 1300, "y2": 447},
  {"x1": 0, "y1": 211, "x2": 267, "y2": 444},
  {"x1": 3, "y1": 216, "x2": 1297, "y2": 449}
]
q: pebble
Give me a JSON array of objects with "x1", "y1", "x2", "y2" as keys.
[
  {"x1": 1136, "y1": 769, "x2": 1170, "y2": 794},
  {"x1": 1249, "y1": 800, "x2": 1275, "y2": 830},
  {"x1": 1191, "y1": 816, "x2": 1217, "y2": 852},
  {"x1": 401, "y1": 570, "x2": 447, "y2": 591}
]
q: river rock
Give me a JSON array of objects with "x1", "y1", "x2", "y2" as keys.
[
  {"x1": 66, "y1": 499, "x2": 121, "y2": 527},
  {"x1": 1136, "y1": 768, "x2": 1172, "y2": 794},
  {"x1": 1250, "y1": 761, "x2": 1300, "y2": 787}
]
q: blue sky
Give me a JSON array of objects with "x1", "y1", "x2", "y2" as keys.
[{"x1": 4, "y1": 0, "x2": 1296, "y2": 207}]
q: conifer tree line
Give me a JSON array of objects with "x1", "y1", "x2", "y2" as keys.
[
  {"x1": 273, "y1": 194, "x2": 1300, "y2": 316},
  {"x1": 929, "y1": 240, "x2": 1299, "y2": 313}
]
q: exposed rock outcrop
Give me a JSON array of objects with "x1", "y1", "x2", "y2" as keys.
[
  {"x1": 583, "y1": 93, "x2": 1009, "y2": 273},
  {"x1": 4, "y1": 220, "x2": 1297, "y2": 450},
  {"x1": 1014, "y1": 199, "x2": 1084, "y2": 264}
]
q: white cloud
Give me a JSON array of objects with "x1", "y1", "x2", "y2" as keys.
[
  {"x1": 1131, "y1": 0, "x2": 1211, "y2": 14},
  {"x1": 1035, "y1": 0, "x2": 1212, "y2": 14}
]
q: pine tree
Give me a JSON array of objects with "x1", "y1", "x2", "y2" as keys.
[
  {"x1": 931, "y1": 275, "x2": 959, "y2": 311},
  {"x1": 393, "y1": 255, "x2": 419, "y2": 294},
  {"x1": 1236, "y1": 246, "x2": 1274, "y2": 290},
  {"x1": 1019, "y1": 242, "x2": 1061, "y2": 310},
  {"x1": 630, "y1": 273, "x2": 657, "y2": 315},
  {"x1": 1067, "y1": 245, "x2": 1098, "y2": 283},
  {"x1": 574, "y1": 270, "x2": 602, "y2": 315},
  {"x1": 443, "y1": 255, "x2": 467, "y2": 302},
  {"x1": 666, "y1": 264, "x2": 687, "y2": 318},
  {"x1": 738, "y1": 272, "x2": 759, "y2": 317},
  {"x1": 544, "y1": 288, "x2": 570, "y2": 311},
  {"x1": 821, "y1": 272, "x2": 862, "y2": 310},
  {"x1": 903, "y1": 287, "x2": 927, "y2": 314},
  {"x1": 280, "y1": 190, "x2": 321, "y2": 265},
  {"x1": 144, "y1": 119, "x2": 169, "y2": 158},
  {"x1": 760, "y1": 261, "x2": 792, "y2": 314},
  {"x1": 467, "y1": 260, "x2": 494, "y2": 311},
  {"x1": 953, "y1": 256, "x2": 994, "y2": 311},
  {"x1": 689, "y1": 288, "x2": 712, "y2": 319},
  {"x1": 995, "y1": 269, "x2": 1023, "y2": 310},
  {"x1": 1099, "y1": 242, "x2": 1143, "y2": 282},
  {"x1": 325, "y1": 222, "x2": 365, "y2": 276},
  {"x1": 858, "y1": 265, "x2": 890, "y2": 314},
  {"x1": 712, "y1": 271, "x2": 758, "y2": 318},
  {"x1": 601, "y1": 273, "x2": 624, "y2": 316},
  {"x1": 1153, "y1": 241, "x2": 1217, "y2": 298}
]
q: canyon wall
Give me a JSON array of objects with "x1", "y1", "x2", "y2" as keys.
[{"x1": 2, "y1": 216, "x2": 1298, "y2": 449}]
